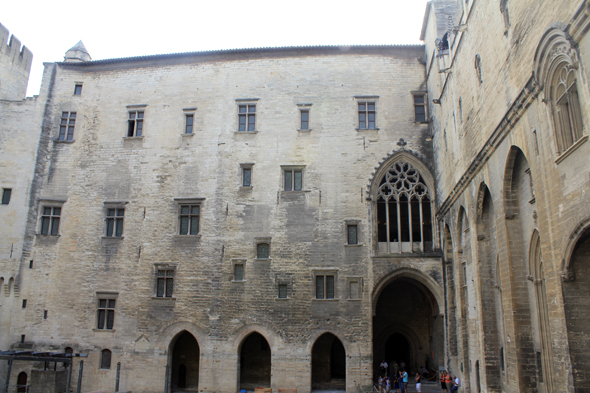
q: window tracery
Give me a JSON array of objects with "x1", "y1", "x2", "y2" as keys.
[
  {"x1": 551, "y1": 62, "x2": 583, "y2": 152},
  {"x1": 376, "y1": 161, "x2": 433, "y2": 253}
]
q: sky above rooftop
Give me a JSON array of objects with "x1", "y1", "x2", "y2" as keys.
[{"x1": 4, "y1": 0, "x2": 429, "y2": 97}]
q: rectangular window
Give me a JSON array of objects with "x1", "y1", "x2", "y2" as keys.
[
  {"x1": 59, "y1": 111, "x2": 76, "y2": 141},
  {"x1": 284, "y1": 169, "x2": 303, "y2": 191},
  {"x1": 128, "y1": 111, "x2": 144, "y2": 137},
  {"x1": 156, "y1": 270, "x2": 174, "y2": 297},
  {"x1": 234, "y1": 264, "x2": 244, "y2": 281},
  {"x1": 316, "y1": 275, "x2": 335, "y2": 299},
  {"x1": 300, "y1": 110, "x2": 309, "y2": 130},
  {"x1": 278, "y1": 284, "x2": 288, "y2": 299},
  {"x1": 358, "y1": 102, "x2": 376, "y2": 129},
  {"x1": 2, "y1": 188, "x2": 11, "y2": 205},
  {"x1": 185, "y1": 114, "x2": 194, "y2": 134},
  {"x1": 97, "y1": 299, "x2": 115, "y2": 330},
  {"x1": 238, "y1": 104, "x2": 256, "y2": 131},
  {"x1": 243, "y1": 167, "x2": 252, "y2": 187},
  {"x1": 414, "y1": 95, "x2": 427, "y2": 122},
  {"x1": 41, "y1": 206, "x2": 61, "y2": 236},
  {"x1": 257, "y1": 243, "x2": 270, "y2": 259},
  {"x1": 347, "y1": 224, "x2": 358, "y2": 245},
  {"x1": 74, "y1": 84, "x2": 82, "y2": 95},
  {"x1": 179, "y1": 204, "x2": 200, "y2": 235},
  {"x1": 105, "y1": 208, "x2": 124, "y2": 237},
  {"x1": 349, "y1": 280, "x2": 360, "y2": 299},
  {"x1": 22, "y1": 299, "x2": 27, "y2": 308}
]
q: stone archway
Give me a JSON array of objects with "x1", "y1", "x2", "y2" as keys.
[
  {"x1": 373, "y1": 271, "x2": 443, "y2": 379},
  {"x1": 239, "y1": 332, "x2": 271, "y2": 390},
  {"x1": 311, "y1": 333, "x2": 346, "y2": 391},
  {"x1": 170, "y1": 331, "x2": 200, "y2": 392}
]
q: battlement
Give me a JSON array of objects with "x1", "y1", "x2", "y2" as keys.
[{"x1": 0, "y1": 23, "x2": 33, "y2": 72}]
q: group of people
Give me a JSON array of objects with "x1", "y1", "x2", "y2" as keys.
[
  {"x1": 440, "y1": 370, "x2": 460, "y2": 393},
  {"x1": 377, "y1": 360, "x2": 461, "y2": 392},
  {"x1": 377, "y1": 371, "x2": 409, "y2": 393}
]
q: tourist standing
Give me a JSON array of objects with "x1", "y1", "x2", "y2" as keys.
[
  {"x1": 415, "y1": 373, "x2": 422, "y2": 392},
  {"x1": 380, "y1": 360, "x2": 389, "y2": 377},
  {"x1": 440, "y1": 371, "x2": 449, "y2": 393},
  {"x1": 378, "y1": 376, "x2": 384, "y2": 393},
  {"x1": 400, "y1": 370, "x2": 408, "y2": 393}
]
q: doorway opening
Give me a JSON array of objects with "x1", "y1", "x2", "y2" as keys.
[
  {"x1": 312, "y1": 333, "x2": 346, "y2": 391},
  {"x1": 239, "y1": 332, "x2": 271, "y2": 390},
  {"x1": 171, "y1": 331, "x2": 200, "y2": 392}
]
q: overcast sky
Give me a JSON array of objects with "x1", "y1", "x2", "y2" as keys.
[{"x1": 3, "y1": 0, "x2": 429, "y2": 97}]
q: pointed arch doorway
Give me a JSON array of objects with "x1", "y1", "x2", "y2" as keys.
[{"x1": 170, "y1": 331, "x2": 200, "y2": 392}]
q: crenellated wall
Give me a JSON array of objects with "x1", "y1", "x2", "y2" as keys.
[{"x1": 0, "y1": 22, "x2": 33, "y2": 100}]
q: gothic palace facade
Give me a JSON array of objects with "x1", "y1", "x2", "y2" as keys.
[{"x1": 1, "y1": 0, "x2": 590, "y2": 392}]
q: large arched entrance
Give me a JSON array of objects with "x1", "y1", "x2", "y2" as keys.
[
  {"x1": 239, "y1": 332, "x2": 271, "y2": 390},
  {"x1": 311, "y1": 333, "x2": 346, "y2": 391},
  {"x1": 373, "y1": 273, "x2": 443, "y2": 379},
  {"x1": 170, "y1": 331, "x2": 200, "y2": 392}
]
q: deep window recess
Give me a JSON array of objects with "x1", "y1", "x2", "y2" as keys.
[
  {"x1": 100, "y1": 349, "x2": 112, "y2": 369},
  {"x1": 376, "y1": 161, "x2": 433, "y2": 253},
  {"x1": 414, "y1": 95, "x2": 427, "y2": 122},
  {"x1": 2, "y1": 188, "x2": 11, "y2": 205},
  {"x1": 156, "y1": 269, "x2": 174, "y2": 297},
  {"x1": 347, "y1": 224, "x2": 358, "y2": 245},
  {"x1": 243, "y1": 167, "x2": 252, "y2": 186},
  {"x1": 300, "y1": 110, "x2": 309, "y2": 130},
  {"x1": 349, "y1": 280, "x2": 360, "y2": 299},
  {"x1": 278, "y1": 284, "x2": 288, "y2": 298},
  {"x1": 316, "y1": 275, "x2": 335, "y2": 299},
  {"x1": 97, "y1": 299, "x2": 115, "y2": 330},
  {"x1": 41, "y1": 207, "x2": 61, "y2": 236},
  {"x1": 284, "y1": 169, "x2": 303, "y2": 191},
  {"x1": 238, "y1": 104, "x2": 256, "y2": 131},
  {"x1": 74, "y1": 84, "x2": 82, "y2": 95},
  {"x1": 59, "y1": 112, "x2": 76, "y2": 141},
  {"x1": 552, "y1": 62, "x2": 584, "y2": 153},
  {"x1": 105, "y1": 208, "x2": 124, "y2": 237},
  {"x1": 257, "y1": 243, "x2": 270, "y2": 259},
  {"x1": 358, "y1": 102, "x2": 376, "y2": 129},
  {"x1": 179, "y1": 205, "x2": 200, "y2": 235},
  {"x1": 185, "y1": 114, "x2": 194, "y2": 134},
  {"x1": 234, "y1": 264, "x2": 244, "y2": 281},
  {"x1": 127, "y1": 111, "x2": 144, "y2": 137}
]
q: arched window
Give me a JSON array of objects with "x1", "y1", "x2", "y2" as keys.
[
  {"x1": 100, "y1": 349, "x2": 112, "y2": 369},
  {"x1": 376, "y1": 161, "x2": 433, "y2": 253},
  {"x1": 551, "y1": 62, "x2": 583, "y2": 152}
]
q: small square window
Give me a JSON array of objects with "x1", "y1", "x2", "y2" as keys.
[
  {"x1": 74, "y1": 84, "x2": 82, "y2": 95},
  {"x1": 40, "y1": 206, "x2": 61, "y2": 236},
  {"x1": 179, "y1": 204, "x2": 200, "y2": 235},
  {"x1": 243, "y1": 167, "x2": 252, "y2": 187},
  {"x1": 2, "y1": 188, "x2": 11, "y2": 205},
  {"x1": 22, "y1": 299, "x2": 27, "y2": 309},
  {"x1": 284, "y1": 169, "x2": 303, "y2": 191},
  {"x1": 59, "y1": 111, "x2": 76, "y2": 141},
  {"x1": 238, "y1": 104, "x2": 256, "y2": 131},
  {"x1": 413, "y1": 94, "x2": 427, "y2": 123},
  {"x1": 97, "y1": 299, "x2": 116, "y2": 330},
  {"x1": 234, "y1": 264, "x2": 244, "y2": 281},
  {"x1": 128, "y1": 111, "x2": 144, "y2": 137},
  {"x1": 278, "y1": 284, "x2": 288, "y2": 299},
  {"x1": 358, "y1": 102, "x2": 376, "y2": 129},
  {"x1": 156, "y1": 269, "x2": 175, "y2": 297},
  {"x1": 257, "y1": 243, "x2": 270, "y2": 259},
  {"x1": 316, "y1": 275, "x2": 335, "y2": 299},
  {"x1": 347, "y1": 225, "x2": 358, "y2": 245},
  {"x1": 300, "y1": 110, "x2": 309, "y2": 130},
  {"x1": 105, "y1": 208, "x2": 124, "y2": 237},
  {"x1": 185, "y1": 114, "x2": 194, "y2": 134}
]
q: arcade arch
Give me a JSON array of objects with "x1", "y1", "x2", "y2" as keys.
[{"x1": 311, "y1": 333, "x2": 346, "y2": 391}]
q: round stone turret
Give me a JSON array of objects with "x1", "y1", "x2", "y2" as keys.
[{"x1": 64, "y1": 41, "x2": 91, "y2": 62}]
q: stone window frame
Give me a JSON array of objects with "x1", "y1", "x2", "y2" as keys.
[
  {"x1": 182, "y1": 107, "x2": 197, "y2": 136},
  {"x1": 2, "y1": 188, "x2": 11, "y2": 205},
  {"x1": 346, "y1": 276, "x2": 363, "y2": 301},
  {"x1": 281, "y1": 165, "x2": 306, "y2": 192},
  {"x1": 312, "y1": 269, "x2": 339, "y2": 301},
  {"x1": 153, "y1": 263, "x2": 177, "y2": 299},
  {"x1": 73, "y1": 83, "x2": 83, "y2": 96},
  {"x1": 254, "y1": 237, "x2": 272, "y2": 261},
  {"x1": 231, "y1": 259, "x2": 247, "y2": 283},
  {"x1": 297, "y1": 103, "x2": 313, "y2": 132},
  {"x1": 37, "y1": 199, "x2": 66, "y2": 237},
  {"x1": 95, "y1": 291, "x2": 118, "y2": 332},
  {"x1": 240, "y1": 163, "x2": 254, "y2": 188},
  {"x1": 58, "y1": 111, "x2": 77, "y2": 141},
  {"x1": 173, "y1": 198, "x2": 205, "y2": 237},
  {"x1": 100, "y1": 349, "x2": 112, "y2": 369},
  {"x1": 235, "y1": 98, "x2": 259, "y2": 133},
  {"x1": 103, "y1": 201, "x2": 128, "y2": 239},
  {"x1": 354, "y1": 96, "x2": 380, "y2": 131},
  {"x1": 344, "y1": 219, "x2": 362, "y2": 246},
  {"x1": 411, "y1": 91, "x2": 428, "y2": 123},
  {"x1": 125, "y1": 104, "x2": 147, "y2": 139}
]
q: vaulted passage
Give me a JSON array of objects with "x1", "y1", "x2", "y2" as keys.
[
  {"x1": 311, "y1": 333, "x2": 346, "y2": 391},
  {"x1": 171, "y1": 331, "x2": 200, "y2": 392},
  {"x1": 240, "y1": 332, "x2": 271, "y2": 390},
  {"x1": 563, "y1": 230, "x2": 590, "y2": 391},
  {"x1": 373, "y1": 277, "x2": 443, "y2": 379}
]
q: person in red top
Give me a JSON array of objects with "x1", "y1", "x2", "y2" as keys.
[
  {"x1": 444, "y1": 371, "x2": 453, "y2": 393},
  {"x1": 441, "y1": 371, "x2": 449, "y2": 393}
]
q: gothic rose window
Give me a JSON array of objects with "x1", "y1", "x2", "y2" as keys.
[{"x1": 376, "y1": 161, "x2": 433, "y2": 253}]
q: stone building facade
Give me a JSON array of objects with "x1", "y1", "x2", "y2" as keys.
[{"x1": 1, "y1": 0, "x2": 590, "y2": 392}]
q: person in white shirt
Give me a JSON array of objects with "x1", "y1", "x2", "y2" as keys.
[{"x1": 450, "y1": 376, "x2": 460, "y2": 392}]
